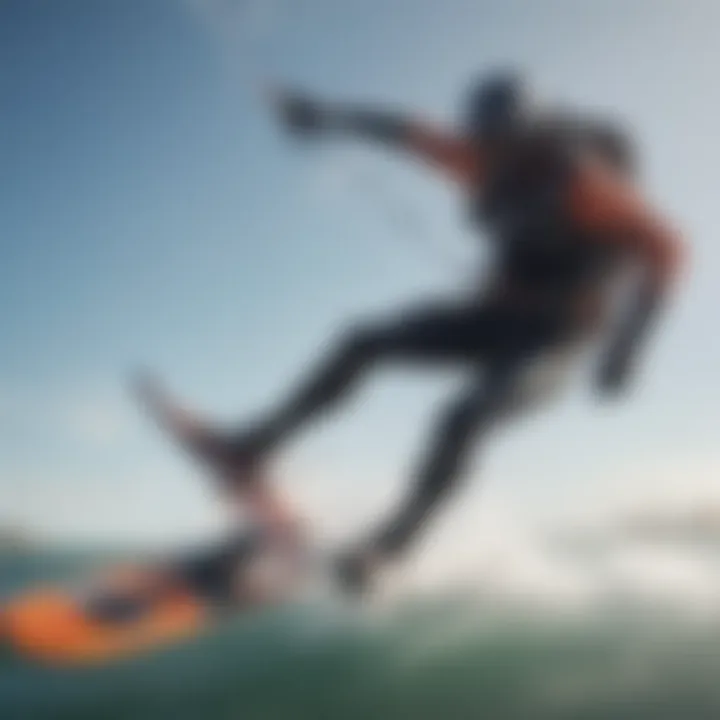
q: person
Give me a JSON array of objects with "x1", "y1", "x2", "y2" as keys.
[{"x1": 141, "y1": 70, "x2": 686, "y2": 595}]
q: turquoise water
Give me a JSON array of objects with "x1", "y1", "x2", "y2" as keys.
[{"x1": 3, "y1": 551, "x2": 720, "y2": 720}]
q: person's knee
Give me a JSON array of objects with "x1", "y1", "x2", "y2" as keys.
[
  {"x1": 439, "y1": 392, "x2": 491, "y2": 443},
  {"x1": 338, "y1": 321, "x2": 387, "y2": 366}
]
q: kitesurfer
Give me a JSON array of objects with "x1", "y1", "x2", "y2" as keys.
[{"x1": 141, "y1": 71, "x2": 686, "y2": 594}]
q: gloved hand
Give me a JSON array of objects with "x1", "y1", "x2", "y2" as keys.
[
  {"x1": 129, "y1": 369, "x2": 265, "y2": 485},
  {"x1": 595, "y1": 347, "x2": 634, "y2": 398},
  {"x1": 595, "y1": 281, "x2": 661, "y2": 399},
  {"x1": 270, "y1": 89, "x2": 329, "y2": 136}
]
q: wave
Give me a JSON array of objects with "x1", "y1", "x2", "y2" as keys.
[{"x1": 4, "y1": 501, "x2": 720, "y2": 719}]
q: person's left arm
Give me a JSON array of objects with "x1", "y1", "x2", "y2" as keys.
[{"x1": 568, "y1": 157, "x2": 688, "y2": 395}]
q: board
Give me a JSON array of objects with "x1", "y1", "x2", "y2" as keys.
[
  {"x1": 1, "y1": 376, "x2": 342, "y2": 666},
  {"x1": 1, "y1": 541, "x2": 341, "y2": 666},
  {"x1": 2, "y1": 566, "x2": 207, "y2": 665}
]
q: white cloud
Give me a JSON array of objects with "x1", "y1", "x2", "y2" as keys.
[
  {"x1": 0, "y1": 380, "x2": 138, "y2": 449},
  {"x1": 278, "y1": 451, "x2": 720, "y2": 619},
  {"x1": 59, "y1": 387, "x2": 136, "y2": 448},
  {"x1": 5, "y1": 398, "x2": 720, "y2": 620}
]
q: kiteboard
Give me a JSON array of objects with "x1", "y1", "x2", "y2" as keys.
[
  {"x1": 1, "y1": 375, "x2": 324, "y2": 666},
  {"x1": 1, "y1": 525, "x2": 322, "y2": 666},
  {"x1": 2, "y1": 569, "x2": 206, "y2": 665}
]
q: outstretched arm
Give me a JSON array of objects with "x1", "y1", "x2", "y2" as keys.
[{"x1": 271, "y1": 90, "x2": 482, "y2": 187}]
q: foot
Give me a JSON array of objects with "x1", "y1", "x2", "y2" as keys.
[
  {"x1": 333, "y1": 546, "x2": 381, "y2": 598},
  {"x1": 188, "y1": 429, "x2": 268, "y2": 487},
  {"x1": 132, "y1": 371, "x2": 268, "y2": 486}
]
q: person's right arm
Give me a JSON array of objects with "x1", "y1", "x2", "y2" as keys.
[{"x1": 271, "y1": 90, "x2": 483, "y2": 187}]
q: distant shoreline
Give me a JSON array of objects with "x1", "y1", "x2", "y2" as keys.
[{"x1": 0, "y1": 528, "x2": 34, "y2": 554}]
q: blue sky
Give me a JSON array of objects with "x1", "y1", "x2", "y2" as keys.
[{"x1": 1, "y1": 0, "x2": 718, "y2": 544}]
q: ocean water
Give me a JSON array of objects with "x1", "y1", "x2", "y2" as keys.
[{"x1": 3, "y1": 538, "x2": 720, "y2": 720}]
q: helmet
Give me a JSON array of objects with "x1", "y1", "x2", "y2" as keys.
[{"x1": 463, "y1": 70, "x2": 530, "y2": 139}]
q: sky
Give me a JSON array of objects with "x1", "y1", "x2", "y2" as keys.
[{"x1": 1, "y1": 0, "x2": 719, "y2": 546}]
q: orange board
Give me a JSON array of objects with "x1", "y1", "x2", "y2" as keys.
[{"x1": 2, "y1": 574, "x2": 207, "y2": 666}]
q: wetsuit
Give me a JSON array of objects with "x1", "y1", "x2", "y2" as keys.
[
  {"x1": 170, "y1": 531, "x2": 265, "y2": 606},
  {"x1": 171, "y1": 87, "x2": 680, "y2": 593},
  {"x1": 82, "y1": 531, "x2": 265, "y2": 623},
  {"x1": 218, "y1": 115, "x2": 635, "y2": 562}
]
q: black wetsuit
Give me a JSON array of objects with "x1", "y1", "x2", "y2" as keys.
[
  {"x1": 83, "y1": 532, "x2": 265, "y2": 624},
  {"x1": 231, "y1": 117, "x2": 631, "y2": 560},
  {"x1": 170, "y1": 531, "x2": 265, "y2": 606}
]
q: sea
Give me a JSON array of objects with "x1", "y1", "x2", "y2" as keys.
[{"x1": 3, "y1": 521, "x2": 720, "y2": 720}]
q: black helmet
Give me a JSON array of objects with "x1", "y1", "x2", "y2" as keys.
[{"x1": 463, "y1": 70, "x2": 529, "y2": 139}]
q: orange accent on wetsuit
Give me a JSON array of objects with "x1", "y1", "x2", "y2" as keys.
[
  {"x1": 566, "y1": 157, "x2": 686, "y2": 286},
  {"x1": 403, "y1": 121, "x2": 684, "y2": 291}
]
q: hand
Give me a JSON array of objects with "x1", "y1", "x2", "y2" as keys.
[
  {"x1": 595, "y1": 350, "x2": 634, "y2": 398},
  {"x1": 266, "y1": 87, "x2": 328, "y2": 136},
  {"x1": 596, "y1": 282, "x2": 661, "y2": 399}
]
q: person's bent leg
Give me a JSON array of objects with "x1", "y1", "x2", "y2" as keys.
[
  {"x1": 230, "y1": 302, "x2": 493, "y2": 460},
  {"x1": 238, "y1": 324, "x2": 389, "y2": 454},
  {"x1": 369, "y1": 365, "x2": 521, "y2": 560}
]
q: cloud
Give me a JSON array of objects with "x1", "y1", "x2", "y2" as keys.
[
  {"x1": 1, "y1": 459, "x2": 225, "y2": 549},
  {"x1": 0, "y1": 380, "x2": 138, "y2": 449},
  {"x1": 59, "y1": 387, "x2": 135, "y2": 448},
  {"x1": 5, "y1": 389, "x2": 720, "y2": 620},
  {"x1": 281, "y1": 451, "x2": 720, "y2": 619}
]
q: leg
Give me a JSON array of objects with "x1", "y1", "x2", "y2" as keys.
[
  {"x1": 340, "y1": 345, "x2": 581, "y2": 591},
  {"x1": 236, "y1": 323, "x2": 392, "y2": 454},
  {"x1": 231, "y1": 301, "x2": 522, "y2": 458},
  {"x1": 368, "y1": 364, "x2": 523, "y2": 559},
  {"x1": 134, "y1": 302, "x2": 481, "y2": 478}
]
